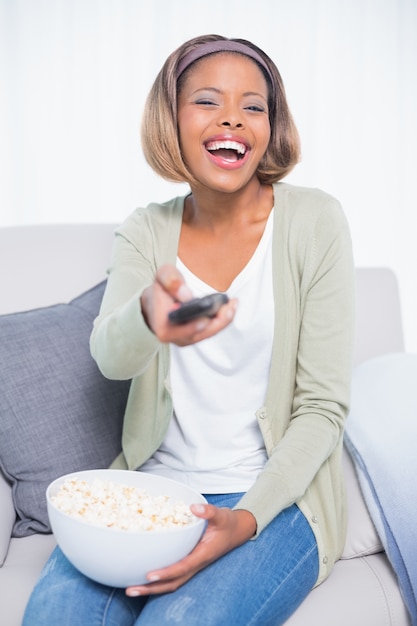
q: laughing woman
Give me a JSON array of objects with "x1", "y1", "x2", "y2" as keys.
[{"x1": 23, "y1": 34, "x2": 355, "y2": 626}]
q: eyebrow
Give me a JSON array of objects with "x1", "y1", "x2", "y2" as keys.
[{"x1": 190, "y1": 87, "x2": 268, "y2": 102}]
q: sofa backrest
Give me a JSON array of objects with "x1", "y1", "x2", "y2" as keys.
[
  {"x1": 0, "y1": 223, "x2": 404, "y2": 364},
  {"x1": 0, "y1": 224, "x2": 116, "y2": 314},
  {"x1": 354, "y1": 268, "x2": 404, "y2": 364}
]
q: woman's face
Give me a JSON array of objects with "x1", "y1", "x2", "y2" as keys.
[{"x1": 177, "y1": 53, "x2": 271, "y2": 194}]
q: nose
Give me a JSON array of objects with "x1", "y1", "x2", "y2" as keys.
[
  {"x1": 218, "y1": 104, "x2": 244, "y2": 129},
  {"x1": 220, "y1": 119, "x2": 244, "y2": 129},
  {"x1": 220, "y1": 116, "x2": 243, "y2": 128}
]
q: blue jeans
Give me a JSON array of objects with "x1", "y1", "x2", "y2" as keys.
[{"x1": 23, "y1": 495, "x2": 318, "y2": 626}]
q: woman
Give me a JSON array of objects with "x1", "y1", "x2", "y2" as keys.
[{"x1": 23, "y1": 34, "x2": 355, "y2": 625}]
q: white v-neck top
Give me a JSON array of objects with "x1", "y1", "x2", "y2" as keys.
[{"x1": 141, "y1": 211, "x2": 274, "y2": 492}]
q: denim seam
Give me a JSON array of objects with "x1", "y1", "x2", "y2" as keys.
[
  {"x1": 102, "y1": 588, "x2": 118, "y2": 626},
  {"x1": 247, "y1": 540, "x2": 318, "y2": 626},
  {"x1": 102, "y1": 588, "x2": 138, "y2": 626}
]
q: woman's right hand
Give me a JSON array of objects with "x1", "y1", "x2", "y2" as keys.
[{"x1": 140, "y1": 265, "x2": 237, "y2": 346}]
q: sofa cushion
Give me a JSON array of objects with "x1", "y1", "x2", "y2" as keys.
[
  {"x1": 341, "y1": 444, "x2": 383, "y2": 559},
  {"x1": 0, "y1": 471, "x2": 16, "y2": 565},
  {"x1": 0, "y1": 282, "x2": 130, "y2": 538}
]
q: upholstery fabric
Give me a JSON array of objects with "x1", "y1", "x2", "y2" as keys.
[
  {"x1": 0, "y1": 472, "x2": 16, "y2": 565},
  {"x1": 340, "y1": 445, "x2": 382, "y2": 559},
  {"x1": 0, "y1": 282, "x2": 130, "y2": 537}
]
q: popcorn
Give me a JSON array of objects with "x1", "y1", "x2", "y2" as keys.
[{"x1": 51, "y1": 478, "x2": 198, "y2": 532}]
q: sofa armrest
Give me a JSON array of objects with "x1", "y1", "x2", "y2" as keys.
[{"x1": 0, "y1": 470, "x2": 16, "y2": 566}]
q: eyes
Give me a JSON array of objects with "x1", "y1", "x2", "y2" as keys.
[{"x1": 194, "y1": 98, "x2": 267, "y2": 114}]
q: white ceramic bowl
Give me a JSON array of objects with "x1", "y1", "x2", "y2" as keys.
[{"x1": 47, "y1": 469, "x2": 207, "y2": 588}]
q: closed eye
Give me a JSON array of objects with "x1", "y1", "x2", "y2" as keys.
[
  {"x1": 245, "y1": 105, "x2": 266, "y2": 112},
  {"x1": 195, "y1": 99, "x2": 218, "y2": 106}
]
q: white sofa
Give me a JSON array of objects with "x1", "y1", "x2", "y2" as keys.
[{"x1": 0, "y1": 223, "x2": 410, "y2": 626}]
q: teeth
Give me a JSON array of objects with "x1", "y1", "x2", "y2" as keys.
[{"x1": 206, "y1": 140, "x2": 247, "y2": 155}]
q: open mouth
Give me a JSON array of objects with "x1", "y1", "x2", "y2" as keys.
[{"x1": 205, "y1": 140, "x2": 248, "y2": 163}]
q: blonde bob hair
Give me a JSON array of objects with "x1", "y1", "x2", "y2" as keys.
[{"x1": 141, "y1": 34, "x2": 300, "y2": 185}]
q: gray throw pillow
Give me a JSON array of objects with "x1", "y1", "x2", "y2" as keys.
[{"x1": 0, "y1": 282, "x2": 130, "y2": 537}]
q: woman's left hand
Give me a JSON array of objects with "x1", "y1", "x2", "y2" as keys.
[{"x1": 125, "y1": 503, "x2": 257, "y2": 596}]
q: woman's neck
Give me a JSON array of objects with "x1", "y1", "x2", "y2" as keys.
[
  {"x1": 178, "y1": 182, "x2": 274, "y2": 292},
  {"x1": 183, "y1": 182, "x2": 274, "y2": 231}
]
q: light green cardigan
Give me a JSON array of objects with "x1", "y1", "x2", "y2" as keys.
[{"x1": 90, "y1": 182, "x2": 355, "y2": 586}]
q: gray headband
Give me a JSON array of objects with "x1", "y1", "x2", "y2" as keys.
[{"x1": 176, "y1": 40, "x2": 274, "y2": 87}]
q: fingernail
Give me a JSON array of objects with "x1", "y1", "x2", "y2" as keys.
[
  {"x1": 147, "y1": 574, "x2": 160, "y2": 582},
  {"x1": 127, "y1": 589, "x2": 141, "y2": 597},
  {"x1": 177, "y1": 284, "x2": 193, "y2": 301},
  {"x1": 195, "y1": 319, "x2": 209, "y2": 332},
  {"x1": 192, "y1": 504, "x2": 206, "y2": 514}
]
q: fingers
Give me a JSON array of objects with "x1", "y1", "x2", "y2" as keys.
[
  {"x1": 140, "y1": 264, "x2": 238, "y2": 345},
  {"x1": 125, "y1": 505, "x2": 253, "y2": 598},
  {"x1": 156, "y1": 265, "x2": 193, "y2": 302},
  {"x1": 125, "y1": 547, "x2": 205, "y2": 596},
  {"x1": 189, "y1": 502, "x2": 217, "y2": 520},
  {"x1": 125, "y1": 505, "x2": 217, "y2": 597},
  {"x1": 169, "y1": 298, "x2": 238, "y2": 346}
]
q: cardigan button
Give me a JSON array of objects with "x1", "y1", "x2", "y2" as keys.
[
  {"x1": 311, "y1": 516, "x2": 318, "y2": 523},
  {"x1": 323, "y1": 556, "x2": 329, "y2": 565},
  {"x1": 259, "y1": 410, "x2": 267, "y2": 419}
]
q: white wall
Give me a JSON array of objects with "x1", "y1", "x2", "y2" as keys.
[{"x1": 1, "y1": 0, "x2": 416, "y2": 351}]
